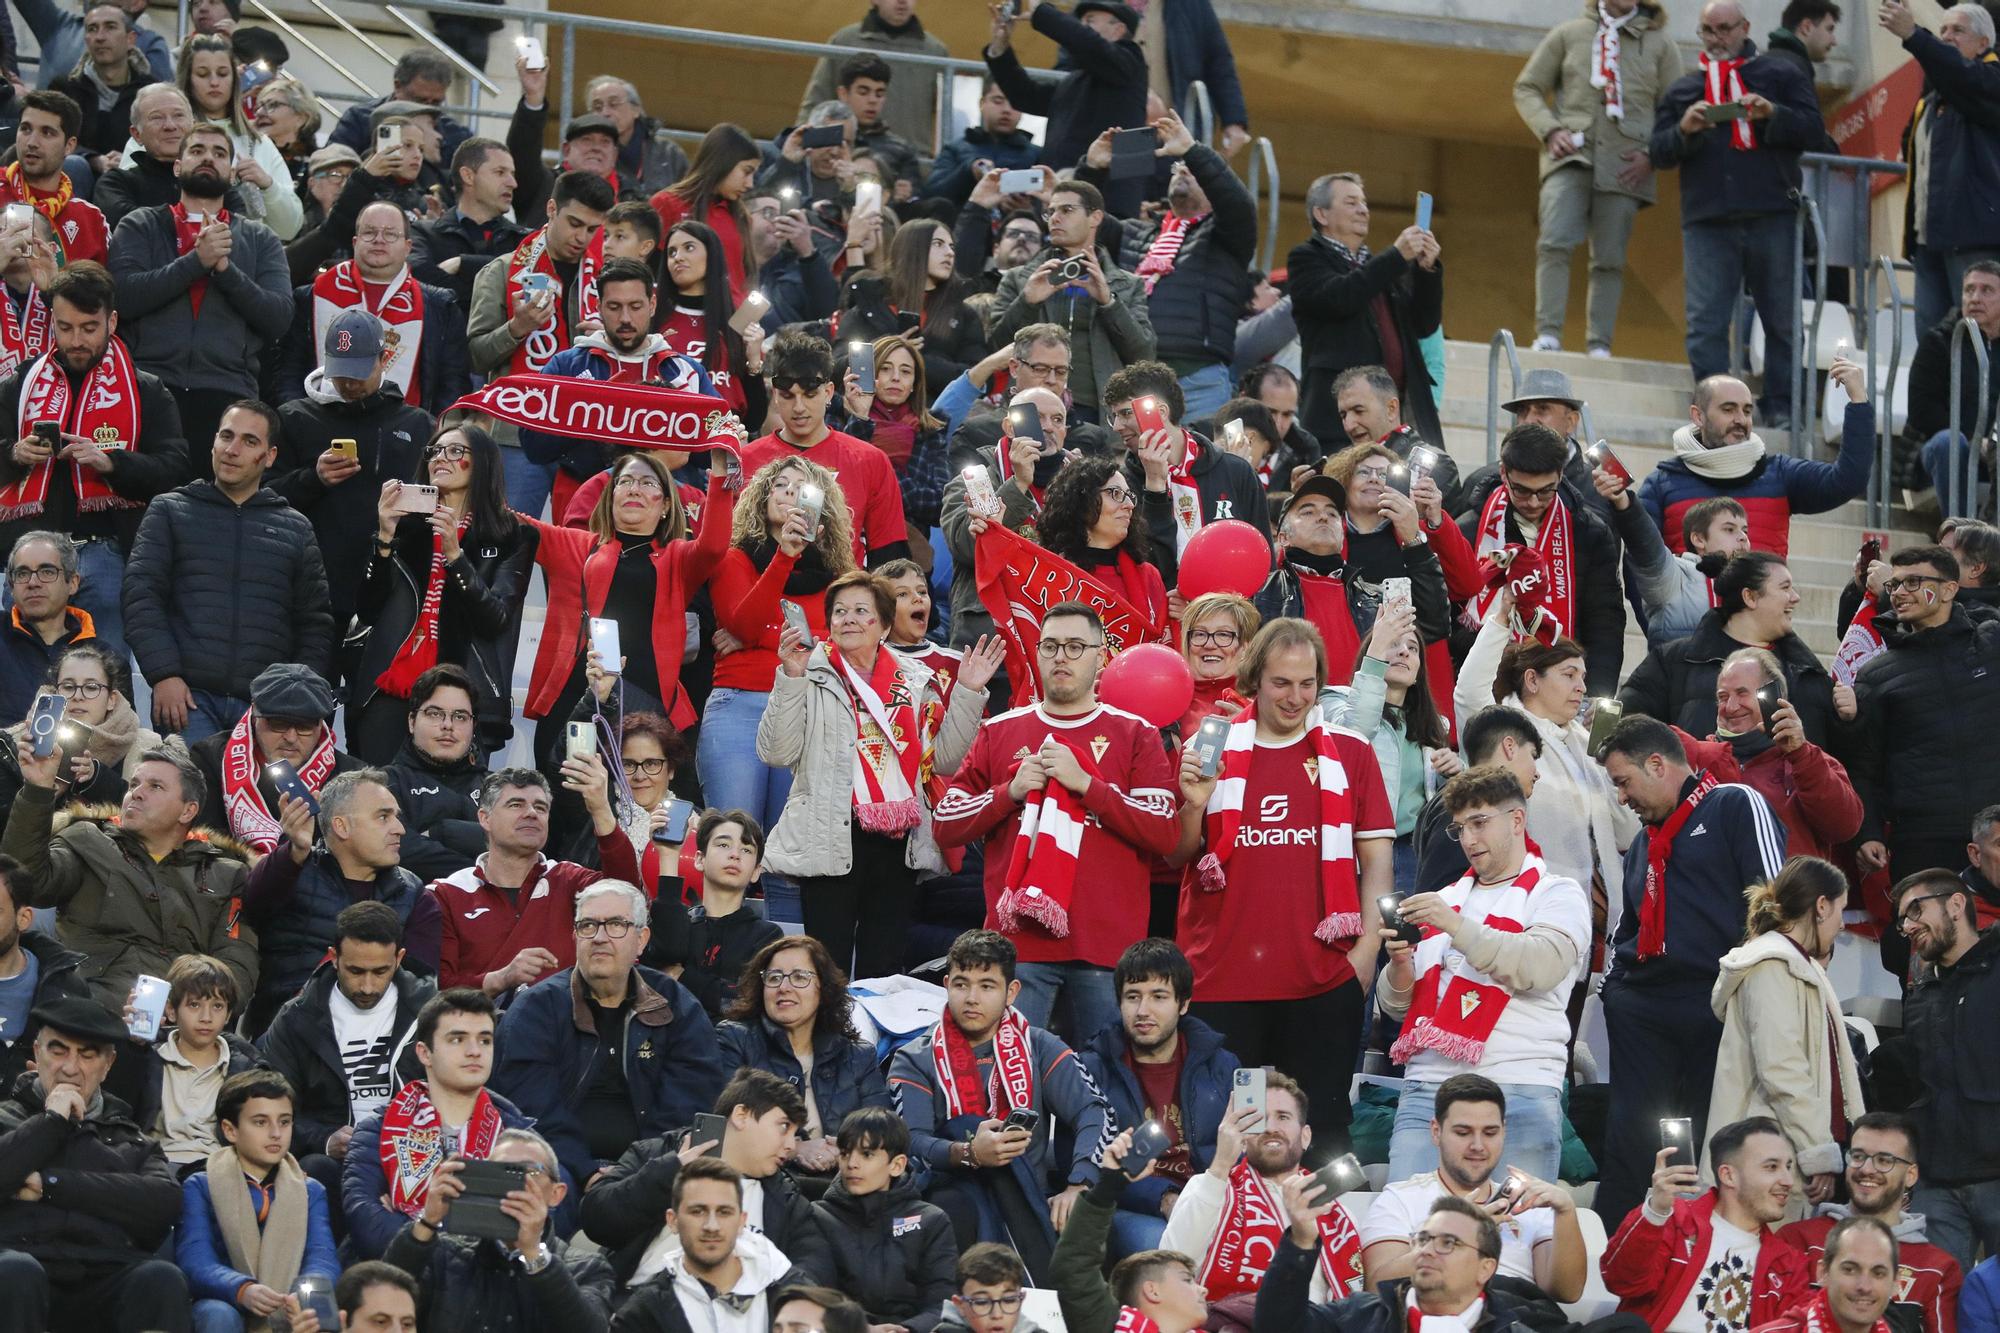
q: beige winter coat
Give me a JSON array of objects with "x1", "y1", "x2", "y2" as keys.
[
  {"x1": 1513, "y1": 0, "x2": 1684, "y2": 202},
  {"x1": 755, "y1": 645, "x2": 987, "y2": 879},
  {"x1": 1705, "y1": 930, "x2": 1865, "y2": 1205}
]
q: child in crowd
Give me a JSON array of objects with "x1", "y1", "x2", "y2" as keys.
[
  {"x1": 653, "y1": 809, "x2": 784, "y2": 1019},
  {"x1": 811, "y1": 1106, "x2": 959, "y2": 1333},
  {"x1": 139, "y1": 954, "x2": 261, "y2": 1178}
]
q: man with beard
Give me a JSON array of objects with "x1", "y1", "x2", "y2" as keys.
[
  {"x1": 0, "y1": 260, "x2": 188, "y2": 660},
  {"x1": 1357, "y1": 1075, "x2": 1585, "y2": 1302},
  {"x1": 1892, "y1": 870, "x2": 2000, "y2": 1273},
  {"x1": 1754, "y1": 1217, "x2": 1900, "y2": 1333},
  {"x1": 1779, "y1": 1112, "x2": 1962, "y2": 1333},
  {"x1": 258, "y1": 901, "x2": 435, "y2": 1231},
  {"x1": 0, "y1": 92, "x2": 109, "y2": 267},
  {"x1": 106, "y1": 123, "x2": 293, "y2": 467},
  {"x1": 93, "y1": 86, "x2": 233, "y2": 232},
  {"x1": 940, "y1": 383, "x2": 1074, "y2": 647},
  {"x1": 1602, "y1": 1117, "x2": 1814, "y2": 1333},
  {"x1": 1636, "y1": 365, "x2": 1872, "y2": 562},
  {"x1": 381, "y1": 664, "x2": 491, "y2": 881},
  {"x1": 1161, "y1": 1072, "x2": 1367, "y2": 1311},
  {"x1": 0, "y1": 855, "x2": 89, "y2": 1090},
  {"x1": 1331, "y1": 365, "x2": 1463, "y2": 515}
]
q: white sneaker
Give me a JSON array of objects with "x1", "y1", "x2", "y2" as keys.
[
  {"x1": 1530, "y1": 335, "x2": 1561, "y2": 352},
  {"x1": 1587, "y1": 345, "x2": 1612, "y2": 359}
]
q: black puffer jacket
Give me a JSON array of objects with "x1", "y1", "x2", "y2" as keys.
[
  {"x1": 811, "y1": 1174, "x2": 958, "y2": 1333},
  {"x1": 122, "y1": 481, "x2": 335, "y2": 698},
  {"x1": 1850, "y1": 606, "x2": 2000, "y2": 847},
  {"x1": 381, "y1": 739, "x2": 489, "y2": 882},
  {"x1": 1616, "y1": 610, "x2": 1837, "y2": 747},
  {"x1": 381, "y1": 1223, "x2": 615, "y2": 1333},
  {"x1": 984, "y1": 4, "x2": 1148, "y2": 217},
  {"x1": 0, "y1": 1070, "x2": 183, "y2": 1267},
  {"x1": 256, "y1": 961, "x2": 432, "y2": 1156}
]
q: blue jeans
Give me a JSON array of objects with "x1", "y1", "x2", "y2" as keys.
[
  {"x1": 182, "y1": 690, "x2": 251, "y2": 744},
  {"x1": 1110, "y1": 1206, "x2": 1168, "y2": 1258},
  {"x1": 1910, "y1": 1179, "x2": 2000, "y2": 1275},
  {"x1": 1386, "y1": 1079, "x2": 1565, "y2": 1183},
  {"x1": 501, "y1": 442, "x2": 556, "y2": 519},
  {"x1": 697, "y1": 688, "x2": 795, "y2": 835},
  {"x1": 1013, "y1": 960, "x2": 1118, "y2": 1047},
  {"x1": 72, "y1": 537, "x2": 126, "y2": 661},
  {"x1": 1683, "y1": 214, "x2": 1797, "y2": 422},
  {"x1": 1178, "y1": 362, "x2": 1232, "y2": 421},
  {"x1": 192, "y1": 1298, "x2": 247, "y2": 1333},
  {"x1": 1922, "y1": 430, "x2": 1988, "y2": 508}
]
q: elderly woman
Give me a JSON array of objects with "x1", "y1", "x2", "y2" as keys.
[
  {"x1": 252, "y1": 72, "x2": 321, "y2": 188},
  {"x1": 1177, "y1": 591, "x2": 1259, "y2": 737}
]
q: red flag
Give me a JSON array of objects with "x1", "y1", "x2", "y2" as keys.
[
  {"x1": 447, "y1": 375, "x2": 732, "y2": 453},
  {"x1": 973, "y1": 521, "x2": 1162, "y2": 708}
]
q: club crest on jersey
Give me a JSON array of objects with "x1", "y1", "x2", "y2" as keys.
[
  {"x1": 1089, "y1": 735, "x2": 1109, "y2": 763},
  {"x1": 1304, "y1": 755, "x2": 1319, "y2": 783},
  {"x1": 1460, "y1": 991, "x2": 1481, "y2": 1019}
]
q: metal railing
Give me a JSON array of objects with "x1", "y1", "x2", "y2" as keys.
[
  {"x1": 1789, "y1": 192, "x2": 1826, "y2": 454},
  {"x1": 1486, "y1": 329, "x2": 1523, "y2": 465},
  {"x1": 1947, "y1": 316, "x2": 1991, "y2": 521},
  {"x1": 1788, "y1": 154, "x2": 1907, "y2": 455},
  {"x1": 1244, "y1": 136, "x2": 1281, "y2": 273},
  {"x1": 1867, "y1": 256, "x2": 1908, "y2": 532},
  {"x1": 1185, "y1": 79, "x2": 1215, "y2": 148}
]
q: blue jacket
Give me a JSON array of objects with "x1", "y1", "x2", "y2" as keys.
[
  {"x1": 1648, "y1": 42, "x2": 1828, "y2": 223},
  {"x1": 1963, "y1": 1254, "x2": 2000, "y2": 1333},
  {"x1": 177, "y1": 1166, "x2": 339, "y2": 1305},
  {"x1": 0, "y1": 605, "x2": 92, "y2": 724},
  {"x1": 1904, "y1": 31, "x2": 2000, "y2": 253},
  {"x1": 923, "y1": 127, "x2": 1042, "y2": 206},
  {"x1": 491, "y1": 965, "x2": 729, "y2": 1193},
  {"x1": 341, "y1": 1084, "x2": 539, "y2": 1261},
  {"x1": 517, "y1": 338, "x2": 716, "y2": 482},
  {"x1": 716, "y1": 1014, "x2": 895, "y2": 1135},
  {"x1": 1080, "y1": 1016, "x2": 1236, "y2": 1217}
]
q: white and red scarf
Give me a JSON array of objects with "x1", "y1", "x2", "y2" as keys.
[
  {"x1": 1798, "y1": 1289, "x2": 1889, "y2": 1333},
  {"x1": 377, "y1": 1079, "x2": 504, "y2": 1217},
  {"x1": 1199, "y1": 1157, "x2": 1364, "y2": 1300},
  {"x1": 1590, "y1": 8, "x2": 1633, "y2": 121},
  {"x1": 0, "y1": 338, "x2": 142, "y2": 521},
  {"x1": 0, "y1": 283, "x2": 50, "y2": 380},
  {"x1": 1135, "y1": 212, "x2": 1202, "y2": 295},
  {"x1": 502, "y1": 226, "x2": 567, "y2": 374},
  {"x1": 374, "y1": 514, "x2": 468, "y2": 699},
  {"x1": 995, "y1": 731, "x2": 1099, "y2": 939},
  {"x1": 1167, "y1": 431, "x2": 1203, "y2": 555},
  {"x1": 1390, "y1": 854, "x2": 1549, "y2": 1066},
  {"x1": 1701, "y1": 52, "x2": 1758, "y2": 149},
  {"x1": 1832, "y1": 597, "x2": 1887, "y2": 686},
  {"x1": 1195, "y1": 705, "x2": 1362, "y2": 943},
  {"x1": 1638, "y1": 769, "x2": 1719, "y2": 959},
  {"x1": 312, "y1": 259, "x2": 425, "y2": 404},
  {"x1": 1114, "y1": 1309, "x2": 1162, "y2": 1333},
  {"x1": 221, "y1": 707, "x2": 339, "y2": 853},
  {"x1": 838, "y1": 647, "x2": 932, "y2": 835},
  {"x1": 576, "y1": 225, "x2": 606, "y2": 326},
  {"x1": 1470, "y1": 484, "x2": 1575, "y2": 646},
  {"x1": 931, "y1": 1004, "x2": 1035, "y2": 1118},
  {"x1": 170, "y1": 203, "x2": 227, "y2": 319}
]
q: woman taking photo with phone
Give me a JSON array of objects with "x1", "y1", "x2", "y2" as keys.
[
  {"x1": 651, "y1": 123, "x2": 762, "y2": 302},
  {"x1": 830, "y1": 333, "x2": 948, "y2": 536},
  {"x1": 660, "y1": 219, "x2": 767, "y2": 421},
  {"x1": 351, "y1": 425, "x2": 535, "y2": 764},
  {"x1": 756, "y1": 570, "x2": 999, "y2": 979},
  {"x1": 0, "y1": 642, "x2": 169, "y2": 812}
]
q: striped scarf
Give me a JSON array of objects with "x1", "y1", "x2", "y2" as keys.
[
  {"x1": 1638, "y1": 770, "x2": 1719, "y2": 959},
  {"x1": 1135, "y1": 211, "x2": 1200, "y2": 294},
  {"x1": 995, "y1": 733, "x2": 1100, "y2": 939},
  {"x1": 1198, "y1": 1157, "x2": 1364, "y2": 1299},
  {"x1": 1390, "y1": 854, "x2": 1547, "y2": 1066},
  {"x1": 838, "y1": 646, "x2": 925, "y2": 835},
  {"x1": 932, "y1": 1005, "x2": 1034, "y2": 1118},
  {"x1": 1195, "y1": 705, "x2": 1362, "y2": 943},
  {"x1": 1590, "y1": 8, "x2": 1634, "y2": 120},
  {"x1": 1701, "y1": 52, "x2": 1758, "y2": 149}
]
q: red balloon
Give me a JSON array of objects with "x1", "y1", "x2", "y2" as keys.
[
  {"x1": 1176, "y1": 519, "x2": 1274, "y2": 600},
  {"x1": 1098, "y1": 643, "x2": 1194, "y2": 729}
]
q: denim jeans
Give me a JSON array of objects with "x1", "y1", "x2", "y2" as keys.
[
  {"x1": 1922, "y1": 430, "x2": 1988, "y2": 510},
  {"x1": 500, "y1": 442, "x2": 556, "y2": 520},
  {"x1": 192, "y1": 1299, "x2": 247, "y2": 1333},
  {"x1": 1110, "y1": 1206, "x2": 1168, "y2": 1258},
  {"x1": 1683, "y1": 214, "x2": 1798, "y2": 421},
  {"x1": 1178, "y1": 362, "x2": 1233, "y2": 421},
  {"x1": 1910, "y1": 1178, "x2": 2000, "y2": 1274},
  {"x1": 1013, "y1": 960, "x2": 1119, "y2": 1048},
  {"x1": 183, "y1": 690, "x2": 251, "y2": 745},
  {"x1": 72, "y1": 537, "x2": 127, "y2": 661},
  {"x1": 1386, "y1": 1079, "x2": 1565, "y2": 1183},
  {"x1": 697, "y1": 687, "x2": 795, "y2": 835}
]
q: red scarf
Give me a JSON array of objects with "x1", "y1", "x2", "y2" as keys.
[
  {"x1": 931, "y1": 1005, "x2": 1034, "y2": 1118},
  {"x1": 312, "y1": 259, "x2": 426, "y2": 405},
  {"x1": 0, "y1": 338, "x2": 143, "y2": 521},
  {"x1": 0, "y1": 283, "x2": 50, "y2": 379},
  {"x1": 1198, "y1": 1157, "x2": 1364, "y2": 1299},
  {"x1": 377, "y1": 1080, "x2": 504, "y2": 1217},
  {"x1": 1701, "y1": 52, "x2": 1758, "y2": 150},
  {"x1": 972, "y1": 521, "x2": 1162, "y2": 708},
  {"x1": 1135, "y1": 211, "x2": 1203, "y2": 295},
  {"x1": 171, "y1": 204, "x2": 227, "y2": 319},
  {"x1": 1470, "y1": 485, "x2": 1575, "y2": 645},
  {"x1": 1195, "y1": 705, "x2": 1363, "y2": 943},
  {"x1": 1115, "y1": 1310, "x2": 1161, "y2": 1333},
  {"x1": 996, "y1": 730, "x2": 1100, "y2": 939},
  {"x1": 838, "y1": 646, "x2": 929, "y2": 835},
  {"x1": 576, "y1": 225, "x2": 606, "y2": 325},
  {"x1": 502, "y1": 226, "x2": 567, "y2": 373},
  {"x1": 1391, "y1": 855, "x2": 1547, "y2": 1065},
  {"x1": 445, "y1": 376, "x2": 729, "y2": 455},
  {"x1": 1590, "y1": 9, "x2": 1629, "y2": 120},
  {"x1": 1832, "y1": 597, "x2": 1887, "y2": 686},
  {"x1": 375, "y1": 515, "x2": 468, "y2": 699},
  {"x1": 1638, "y1": 770, "x2": 1719, "y2": 960},
  {"x1": 221, "y1": 708, "x2": 339, "y2": 853},
  {"x1": 1165, "y1": 430, "x2": 1203, "y2": 555},
  {"x1": 1799, "y1": 1289, "x2": 1888, "y2": 1333}
]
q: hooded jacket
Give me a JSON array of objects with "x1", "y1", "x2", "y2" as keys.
[
  {"x1": 607, "y1": 1229, "x2": 808, "y2": 1333},
  {"x1": 1617, "y1": 609, "x2": 1838, "y2": 747},
  {"x1": 1849, "y1": 606, "x2": 2000, "y2": 848},
  {"x1": 811, "y1": 1174, "x2": 958, "y2": 1333},
  {"x1": 256, "y1": 961, "x2": 433, "y2": 1157},
  {"x1": 1602, "y1": 1190, "x2": 1813, "y2": 1330},
  {"x1": 381, "y1": 740, "x2": 491, "y2": 882},
  {"x1": 0, "y1": 1069, "x2": 183, "y2": 1267},
  {"x1": 1080, "y1": 1016, "x2": 1235, "y2": 1218},
  {"x1": 1514, "y1": 1, "x2": 1682, "y2": 203}
]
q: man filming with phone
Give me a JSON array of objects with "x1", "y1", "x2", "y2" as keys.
[{"x1": 1045, "y1": 1127, "x2": 1211, "y2": 1333}]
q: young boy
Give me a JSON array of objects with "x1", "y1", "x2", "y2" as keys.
[
  {"x1": 940, "y1": 1243, "x2": 1045, "y2": 1333},
  {"x1": 653, "y1": 809, "x2": 783, "y2": 1020},
  {"x1": 810, "y1": 1107, "x2": 958, "y2": 1333},
  {"x1": 140, "y1": 954, "x2": 261, "y2": 1178},
  {"x1": 603, "y1": 198, "x2": 663, "y2": 267},
  {"x1": 880, "y1": 557, "x2": 962, "y2": 703},
  {"x1": 176, "y1": 1069, "x2": 341, "y2": 1332}
]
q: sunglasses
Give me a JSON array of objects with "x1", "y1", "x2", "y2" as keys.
[{"x1": 771, "y1": 377, "x2": 827, "y2": 394}]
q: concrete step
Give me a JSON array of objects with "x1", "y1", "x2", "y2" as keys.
[{"x1": 1441, "y1": 339, "x2": 1698, "y2": 393}]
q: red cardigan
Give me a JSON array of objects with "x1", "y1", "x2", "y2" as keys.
[
  {"x1": 520, "y1": 473, "x2": 734, "y2": 726},
  {"x1": 1671, "y1": 728, "x2": 1865, "y2": 862},
  {"x1": 649, "y1": 190, "x2": 749, "y2": 304},
  {"x1": 707, "y1": 545, "x2": 831, "y2": 692},
  {"x1": 1602, "y1": 1191, "x2": 1812, "y2": 1332}
]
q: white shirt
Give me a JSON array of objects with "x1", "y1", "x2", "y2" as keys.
[
  {"x1": 632, "y1": 1174, "x2": 773, "y2": 1286},
  {"x1": 328, "y1": 986, "x2": 400, "y2": 1122},
  {"x1": 1664, "y1": 1213, "x2": 1762, "y2": 1333},
  {"x1": 1360, "y1": 1172, "x2": 1553, "y2": 1286}
]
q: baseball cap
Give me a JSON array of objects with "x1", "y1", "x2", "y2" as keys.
[{"x1": 322, "y1": 309, "x2": 383, "y2": 381}]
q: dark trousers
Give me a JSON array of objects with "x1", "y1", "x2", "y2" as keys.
[
  {"x1": 928, "y1": 1172, "x2": 1056, "y2": 1285},
  {"x1": 302, "y1": 1151, "x2": 347, "y2": 1242},
  {"x1": 168, "y1": 386, "x2": 247, "y2": 479},
  {"x1": 0, "y1": 1251, "x2": 191, "y2": 1333},
  {"x1": 1598, "y1": 979, "x2": 1726, "y2": 1228},
  {"x1": 798, "y1": 827, "x2": 921, "y2": 980},
  {"x1": 1191, "y1": 979, "x2": 1365, "y2": 1161}
]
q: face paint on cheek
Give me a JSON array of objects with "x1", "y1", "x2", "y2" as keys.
[{"x1": 1924, "y1": 587, "x2": 1938, "y2": 605}]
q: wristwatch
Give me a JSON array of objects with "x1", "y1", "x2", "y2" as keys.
[{"x1": 522, "y1": 1242, "x2": 554, "y2": 1274}]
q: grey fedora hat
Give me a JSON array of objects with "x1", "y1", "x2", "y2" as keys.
[{"x1": 1501, "y1": 367, "x2": 1585, "y2": 413}]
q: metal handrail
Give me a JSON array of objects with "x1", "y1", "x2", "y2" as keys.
[
  {"x1": 1791, "y1": 191, "x2": 1826, "y2": 456},
  {"x1": 1947, "y1": 316, "x2": 1991, "y2": 521},
  {"x1": 384, "y1": 5, "x2": 500, "y2": 98},
  {"x1": 243, "y1": 0, "x2": 374, "y2": 98},
  {"x1": 1870, "y1": 255, "x2": 1907, "y2": 531},
  {"x1": 1245, "y1": 135, "x2": 1280, "y2": 273},
  {"x1": 1486, "y1": 329, "x2": 1523, "y2": 466},
  {"x1": 1186, "y1": 79, "x2": 1215, "y2": 147},
  {"x1": 297, "y1": 0, "x2": 395, "y2": 68}
]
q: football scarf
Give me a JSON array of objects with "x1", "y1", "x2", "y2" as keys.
[
  {"x1": 837, "y1": 646, "x2": 927, "y2": 835},
  {"x1": 1199, "y1": 1157, "x2": 1364, "y2": 1300},
  {"x1": 1701, "y1": 52, "x2": 1757, "y2": 149},
  {"x1": 1167, "y1": 431, "x2": 1203, "y2": 555},
  {"x1": 1135, "y1": 212, "x2": 1201, "y2": 294},
  {"x1": 1390, "y1": 854, "x2": 1548, "y2": 1065},
  {"x1": 1590, "y1": 8, "x2": 1633, "y2": 120},
  {"x1": 312, "y1": 259, "x2": 425, "y2": 403},
  {"x1": 931, "y1": 1004, "x2": 1034, "y2": 1118},
  {"x1": 0, "y1": 338, "x2": 142, "y2": 521},
  {"x1": 377, "y1": 1079, "x2": 504, "y2": 1217},
  {"x1": 1470, "y1": 484, "x2": 1575, "y2": 646},
  {"x1": 1799, "y1": 1288, "x2": 1888, "y2": 1333},
  {"x1": 170, "y1": 204, "x2": 226, "y2": 319},
  {"x1": 0, "y1": 283, "x2": 50, "y2": 380},
  {"x1": 502, "y1": 226, "x2": 566, "y2": 373},
  {"x1": 995, "y1": 730, "x2": 1099, "y2": 939},
  {"x1": 374, "y1": 514, "x2": 469, "y2": 699},
  {"x1": 1832, "y1": 597, "x2": 1886, "y2": 687},
  {"x1": 1638, "y1": 769, "x2": 1719, "y2": 960},
  {"x1": 221, "y1": 707, "x2": 338, "y2": 853}
]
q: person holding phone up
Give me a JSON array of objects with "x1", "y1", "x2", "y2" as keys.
[{"x1": 1043, "y1": 1125, "x2": 1213, "y2": 1333}]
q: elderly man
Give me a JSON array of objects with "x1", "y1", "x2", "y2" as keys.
[
  {"x1": 940, "y1": 384, "x2": 1075, "y2": 646},
  {"x1": 184, "y1": 662, "x2": 360, "y2": 855},
  {"x1": 92, "y1": 86, "x2": 210, "y2": 232},
  {"x1": 1333, "y1": 363, "x2": 1464, "y2": 514},
  {"x1": 325, "y1": 51, "x2": 471, "y2": 170},
  {"x1": 1884, "y1": 1, "x2": 2000, "y2": 334},
  {"x1": 583, "y1": 75, "x2": 689, "y2": 201}
]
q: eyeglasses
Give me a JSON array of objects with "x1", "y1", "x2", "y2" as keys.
[
  {"x1": 1099, "y1": 485, "x2": 1136, "y2": 505},
  {"x1": 1899, "y1": 891, "x2": 1951, "y2": 925},
  {"x1": 762, "y1": 968, "x2": 819, "y2": 990},
  {"x1": 258, "y1": 717, "x2": 320, "y2": 738},
  {"x1": 771, "y1": 377, "x2": 828, "y2": 394},
  {"x1": 624, "y1": 756, "x2": 670, "y2": 777},
  {"x1": 1847, "y1": 1149, "x2": 1914, "y2": 1172},
  {"x1": 1412, "y1": 1231, "x2": 1490, "y2": 1258},
  {"x1": 1883, "y1": 575, "x2": 1946, "y2": 594},
  {"x1": 1037, "y1": 638, "x2": 1102, "y2": 660},
  {"x1": 426, "y1": 442, "x2": 472, "y2": 461},
  {"x1": 614, "y1": 474, "x2": 664, "y2": 493},
  {"x1": 1445, "y1": 811, "x2": 1511, "y2": 842},
  {"x1": 1001, "y1": 227, "x2": 1044, "y2": 243},
  {"x1": 1504, "y1": 478, "x2": 1562, "y2": 502},
  {"x1": 1187, "y1": 628, "x2": 1240, "y2": 648},
  {"x1": 1352, "y1": 466, "x2": 1392, "y2": 484},
  {"x1": 355, "y1": 227, "x2": 405, "y2": 242},
  {"x1": 574, "y1": 918, "x2": 638, "y2": 939},
  {"x1": 55, "y1": 679, "x2": 106, "y2": 700},
  {"x1": 959, "y1": 1294, "x2": 1026, "y2": 1315},
  {"x1": 8, "y1": 563, "x2": 63, "y2": 585},
  {"x1": 417, "y1": 705, "x2": 474, "y2": 726},
  {"x1": 311, "y1": 168, "x2": 354, "y2": 182},
  {"x1": 1018, "y1": 359, "x2": 1070, "y2": 382}
]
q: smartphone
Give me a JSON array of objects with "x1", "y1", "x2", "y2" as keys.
[
  {"x1": 1415, "y1": 191, "x2": 1434, "y2": 232},
  {"x1": 1585, "y1": 696, "x2": 1624, "y2": 759},
  {"x1": 375, "y1": 123, "x2": 401, "y2": 155},
  {"x1": 691, "y1": 1112, "x2": 729, "y2": 1154},
  {"x1": 1229, "y1": 1067, "x2": 1267, "y2": 1127},
  {"x1": 998, "y1": 167, "x2": 1046, "y2": 195},
  {"x1": 1003, "y1": 1107, "x2": 1040, "y2": 1134},
  {"x1": 1124, "y1": 1119, "x2": 1172, "y2": 1179},
  {"x1": 961, "y1": 464, "x2": 1002, "y2": 518},
  {"x1": 798, "y1": 124, "x2": 846, "y2": 151},
  {"x1": 1221, "y1": 417, "x2": 1247, "y2": 451},
  {"x1": 1132, "y1": 396, "x2": 1169, "y2": 436},
  {"x1": 848, "y1": 340, "x2": 876, "y2": 395},
  {"x1": 795, "y1": 482, "x2": 826, "y2": 531},
  {"x1": 127, "y1": 973, "x2": 169, "y2": 1041},
  {"x1": 1704, "y1": 101, "x2": 1749, "y2": 122},
  {"x1": 292, "y1": 1277, "x2": 339, "y2": 1329},
  {"x1": 589, "y1": 616, "x2": 622, "y2": 672},
  {"x1": 1661, "y1": 1117, "x2": 1695, "y2": 1169},
  {"x1": 1755, "y1": 682, "x2": 1782, "y2": 730},
  {"x1": 392, "y1": 484, "x2": 439, "y2": 515},
  {"x1": 518, "y1": 272, "x2": 557, "y2": 302},
  {"x1": 443, "y1": 1158, "x2": 530, "y2": 1242},
  {"x1": 854, "y1": 179, "x2": 883, "y2": 218},
  {"x1": 1385, "y1": 462, "x2": 1413, "y2": 497},
  {"x1": 25, "y1": 693, "x2": 64, "y2": 758},
  {"x1": 1381, "y1": 575, "x2": 1412, "y2": 607},
  {"x1": 331, "y1": 438, "x2": 358, "y2": 461},
  {"x1": 1586, "y1": 440, "x2": 1632, "y2": 486},
  {"x1": 1860, "y1": 535, "x2": 1883, "y2": 566},
  {"x1": 655, "y1": 797, "x2": 695, "y2": 844},
  {"x1": 1109, "y1": 127, "x2": 1159, "y2": 181},
  {"x1": 728, "y1": 290, "x2": 770, "y2": 334},
  {"x1": 1307, "y1": 1152, "x2": 1367, "y2": 1203},
  {"x1": 31, "y1": 420, "x2": 58, "y2": 448},
  {"x1": 781, "y1": 598, "x2": 814, "y2": 649},
  {"x1": 1408, "y1": 445, "x2": 1436, "y2": 485},
  {"x1": 1191, "y1": 715, "x2": 1231, "y2": 779},
  {"x1": 266, "y1": 760, "x2": 321, "y2": 818},
  {"x1": 514, "y1": 34, "x2": 546, "y2": 70},
  {"x1": 0, "y1": 203, "x2": 32, "y2": 232},
  {"x1": 565, "y1": 720, "x2": 596, "y2": 760},
  {"x1": 1007, "y1": 403, "x2": 1047, "y2": 448},
  {"x1": 1379, "y1": 894, "x2": 1422, "y2": 947}
]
